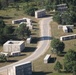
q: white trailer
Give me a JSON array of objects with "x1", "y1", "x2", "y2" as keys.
[{"x1": 44, "y1": 54, "x2": 51, "y2": 63}]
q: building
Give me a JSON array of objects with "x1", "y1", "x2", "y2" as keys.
[
  {"x1": 35, "y1": 9, "x2": 46, "y2": 18},
  {"x1": 10, "y1": 51, "x2": 21, "y2": 56},
  {"x1": 56, "y1": 4, "x2": 68, "y2": 12},
  {"x1": 3, "y1": 41, "x2": 25, "y2": 53},
  {"x1": 12, "y1": 18, "x2": 32, "y2": 25},
  {"x1": 26, "y1": 37, "x2": 31, "y2": 44},
  {"x1": 60, "y1": 34, "x2": 76, "y2": 41},
  {"x1": 44, "y1": 54, "x2": 51, "y2": 63},
  {"x1": 63, "y1": 26, "x2": 68, "y2": 33},
  {"x1": 8, "y1": 61, "x2": 32, "y2": 75},
  {"x1": 58, "y1": 25, "x2": 74, "y2": 33}
]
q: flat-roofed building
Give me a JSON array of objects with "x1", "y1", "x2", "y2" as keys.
[
  {"x1": 12, "y1": 18, "x2": 32, "y2": 25},
  {"x1": 26, "y1": 37, "x2": 31, "y2": 44},
  {"x1": 56, "y1": 4, "x2": 68, "y2": 12},
  {"x1": 63, "y1": 26, "x2": 68, "y2": 33},
  {"x1": 60, "y1": 34, "x2": 76, "y2": 41},
  {"x1": 44, "y1": 54, "x2": 51, "y2": 63},
  {"x1": 35, "y1": 9, "x2": 46, "y2": 18},
  {"x1": 3, "y1": 41, "x2": 25, "y2": 53},
  {"x1": 8, "y1": 61, "x2": 32, "y2": 75},
  {"x1": 10, "y1": 51, "x2": 21, "y2": 56}
]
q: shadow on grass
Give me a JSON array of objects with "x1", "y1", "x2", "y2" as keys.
[
  {"x1": 7, "y1": 60, "x2": 18, "y2": 62},
  {"x1": 22, "y1": 47, "x2": 36, "y2": 52},
  {"x1": 0, "y1": 16, "x2": 13, "y2": 19},
  {"x1": 31, "y1": 37, "x2": 40, "y2": 44},
  {"x1": 32, "y1": 21, "x2": 37, "y2": 23},
  {"x1": 48, "y1": 57, "x2": 56, "y2": 63},
  {"x1": 32, "y1": 71, "x2": 52, "y2": 75},
  {"x1": 31, "y1": 33, "x2": 36, "y2": 35},
  {"x1": 33, "y1": 25, "x2": 37, "y2": 26},
  {"x1": 58, "y1": 52, "x2": 66, "y2": 57},
  {"x1": 33, "y1": 27, "x2": 39, "y2": 30}
]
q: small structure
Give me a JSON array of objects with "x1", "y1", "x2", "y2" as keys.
[
  {"x1": 35, "y1": 9, "x2": 46, "y2": 18},
  {"x1": 56, "y1": 4, "x2": 68, "y2": 12},
  {"x1": 26, "y1": 37, "x2": 31, "y2": 44},
  {"x1": 44, "y1": 54, "x2": 51, "y2": 63},
  {"x1": 12, "y1": 18, "x2": 32, "y2": 25},
  {"x1": 63, "y1": 26, "x2": 68, "y2": 33},
  {"x1": 3, "y1": 41, "x2": 25, "y2": 53},
  {"x1": 60, "y1": 34, "x2": 76, "y2": 41},
  {"x1": 12, "y1": 19, "x2": 26, "y2": 24},
  {"x1": 8, "y1": 61, "x2": 32, "y2": 75},
  {"x1": 58, "y1": 25, "x2": 74, "y2": 33},
  {"x1": 10, "y1": 51, "x2": 21, "y2": 56}
]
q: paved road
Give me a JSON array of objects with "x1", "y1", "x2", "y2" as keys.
[{"x1": 0, "y1": 17, "x2": 52, "y2": 73}]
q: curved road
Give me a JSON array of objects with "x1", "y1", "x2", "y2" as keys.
[{"x1": 0, "y1": 17, "x2": 52, "y2": 73}]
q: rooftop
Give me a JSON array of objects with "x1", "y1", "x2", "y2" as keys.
[
  {"x1": 4, "y1": 41, "x2": 24, "y2": 45},
  {"x1": 35, "y1": 9, "x2": 45, "y2": 12}
]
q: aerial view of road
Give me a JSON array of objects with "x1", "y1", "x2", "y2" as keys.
[{"x1": 0, "y1": 16, "x2": 52, "y2": 74}]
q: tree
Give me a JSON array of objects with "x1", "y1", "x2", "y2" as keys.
[
  {"x1": 64, "y1": 49, "x2": 76, "y2": 72},
  {"x1": 3, "y1": 25, "x2": 13, "y2": 35},
  {"x1": 26, "y1": 28, "x2": 31, "y2": 37},
  {"x1": 54, "y1": 61, "x2": 63, "y2": 72},
  {"x1": 0, "y1": 19, "x2": 7, "y2": 44},
  {"x1": 51, "y1": 38, "x2": 65, "y2": 55},
  {"x1": 0, "y1": 19, "x2": 5, "y2": 28},
  {"x1": 0, "y1": 54, "x2": 7, "y2": 62},
  {"x1": 53, "y1": 12, "x2": 62, "y2": 24},
  {"x1": 14, "y1": 23, "x2": 31, "y2": 39},
  {"x1": 24, "y1": 6, "x2": 38, "y2": 16},
  {"x1": 15, "y1": 4, "x2": 19, "y2": 11},
  {"x1": 73, "y1": 65, "x2": 76, "y2": 75},
  {"x1": 0, "y1": 1, "x2": 2, "y2": 9}
]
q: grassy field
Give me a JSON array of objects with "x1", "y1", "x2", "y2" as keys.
[{"x1": 32, "y1": 21, "x2": 76, "y2": 75}]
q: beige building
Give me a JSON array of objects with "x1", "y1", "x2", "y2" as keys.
[
  {"x1": 35, "y1": 9, "x2": 46, "y2": 18},
  {"x1": 12, "y1": 18, "x2": 32, "y2": 25},
  {"x1": 56, "y1": 4, "x2": 68, "y2": 12},
  {"x1": 3, "y1": 41, "x2": 25, "y2": 53},
  {"x1": 8, "y1": 61, "x2": 32, "y2": 75},
  {"x1": 60, "y1": 34, "x2": 76, "y2": 41},
  {"x1": 44, "y1": 54, "x2": 51, "y2": 63}
]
